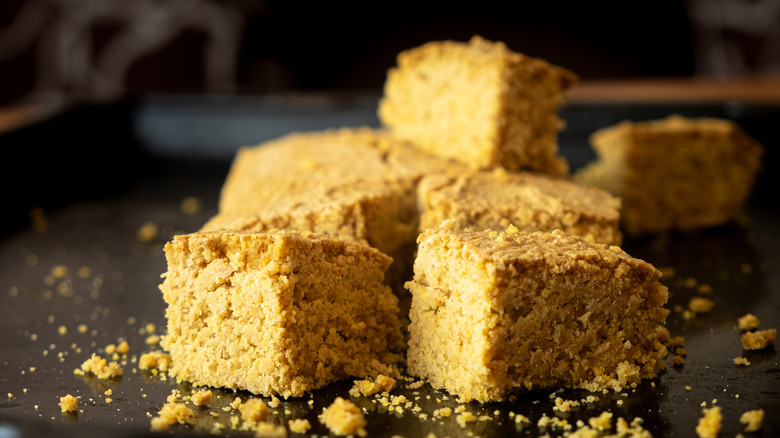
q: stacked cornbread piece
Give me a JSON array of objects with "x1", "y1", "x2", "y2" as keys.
[{"x1": 159, "y1": 36, "x2": 674, "y2": 402}]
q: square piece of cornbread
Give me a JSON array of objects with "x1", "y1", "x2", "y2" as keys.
[
  {"x1": 574, "y1": 115, "x2": 764, "y2": 236},
  {"x1": 379, "y1": 36, "x2": 576, "y2": 175},
  {"x1": 160, "y1": 230, "x2": 403, "y2": 398},
  {"x1": 406, "y1": 222, "x2": 669, "y2": 402},
  {"x1": 417, "y1": 168, "x2": 622, "y2": 246}
]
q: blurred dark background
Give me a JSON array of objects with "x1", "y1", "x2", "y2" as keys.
[
  {"x1": 0, "y1": 0, "x2": 778, "y2": 237},
  {"x1": 1, "y1": 0, "x2": 779, "y2": 106}
]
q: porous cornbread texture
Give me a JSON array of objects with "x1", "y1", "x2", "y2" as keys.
[
  {"x1": 575, "y1": 115, "x2": 764, "y2": 237},
  {"x1": 417, "y1": 168, "x2": 622, "y2": 245},
  {"x1": 206, "y1": 128, "x2": 462, "y2": 290},
  {"x1": 160, "y1": 230, "x2": 403, "y2": 398},
  {"x1": 378, "y1": 36, "x2": 576, "y2": 175},
  {"x1": 406, "y1": 223, "x2": 669, "y2": 402}
]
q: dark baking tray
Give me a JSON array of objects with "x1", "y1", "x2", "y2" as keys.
[{"x1": 1, "y1": 95, "x2": 778, "y2": 437}]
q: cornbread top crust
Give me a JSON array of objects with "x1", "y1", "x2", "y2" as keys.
[
  {"x1": 218, "y1": 127, "x2": 460, "y2": 216},
  {"x1": 415, "y1": 223, "x2": 660, "y2": 291},
  {"x1": 576, "y1": 115, "x2": 764, "y2": 236},
  {"x1": 379, "y1": 36, "x2": 576, "y2": 175},
  {"x1": 417, "y1": 168, "x2": 622, "y2": 245}
]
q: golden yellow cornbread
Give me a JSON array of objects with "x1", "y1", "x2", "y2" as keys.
[
  {"x1": 575, "y1": 115, "x2": 764, "y2": 236},
  {"x1": 379, "y1": 36, "x2": 576, "y2": 175},
  {"x1": 160, "y1": 229, "x2": 403, "y2": 398},
  {"x1": 406, "y1": 221, "x2": 669, "y2": 402},
  {"x1": 417, "y1": 168, "x2": 622, "y2": 245}
]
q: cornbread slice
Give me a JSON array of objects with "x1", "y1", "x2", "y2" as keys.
[
  {"x1": 406, "y1": 222, "x2": 669, "y2": 402},
  {"x1": 160, "y1": 230, "x2": 403, "y2": 398},
  {"x1": 417, "y1": 168, "x2": 622, "y2": 245},
  {"x1": 575, "y1": 115, "x2": 764, "y2": 236},
  {"x1": 379, "y1": 36, "x2": 576, "y2": 175}
]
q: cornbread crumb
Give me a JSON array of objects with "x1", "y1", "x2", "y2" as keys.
[
  {"x1": 553, "y1": 397, "x2": 580, "y2": 412},
  {"x1": 741, "y1": 329, "x2": 776, "y2": 350},
  {"x1": 696, "y1": 406, "x2": 722, "y2": 438},
  {"x1": 59, "y1": 394, "x2": 78, "y2": 413},
  {"x1": 57, "y1": 325, "x2": 67, "y2": 336},
  {"x1": 116, "y1": 340, "x2": 129, "y2": 354},
  {"x1": 239, "y1": 398, "x2": 269, "y2": 423},
  {"x1": 432, "y1": 407, "x2": 452, "y2": 418},
  {"x1": 406, "y1": 380, "x2": 425, "y2": 390},
  {"x1": 673, "y1": 355, "x2": 686, "y2": 365},
  {"x1": 268, "y1": 395, "x2": 280, "y2": 408},
  {"x1": 456, "y1": 411, "x2": 477, "y2": 428},
  {"x1": 349, "y1": 374, "x2": 396, "y2": 397},
  {"x1": 733, "y1": 357, "x2": 751, "y2": 366},
  {"x1": 656, "y1": 326, "x2": 671, "y2": 343},
  {"x1": 588, "y1": 411, "x2": 613, "y2": 431},
  {"x1": 737, "y1": 314, "x2": 760, "y2": 331},
  {"x1": 514, "y1": 413, "x2": 530, "y2": 425},
  {"x1": 740, "y1": 409, "x2": 764, "y2": 432},
  {"x1": 150, "y1": 402, "x2": 194, "y2": 431},
  {"x1": 137, "y1": 221, "x2": 159, "y2": 243},
  {"x1": 180, "y1": 196, "x2": 203, "y2": 215},
  {"x1": 288, "y1": 418, "x2": 311, "y2": 434},
  {"x1": 139, "y1": 351, "x2": 172, "y2": 372},
  {"x1": 76, "y1": 354, "x2": 122, "y2": 379},
  {"x1": 689, "y1": 297, "x2": 715, "y2": 314},
  {"x1": 319, "y1": 397, "x2": 367, "y2": 437},
  {"x1": 191, "y1": 389, "x2": 212, "y2": 406}
]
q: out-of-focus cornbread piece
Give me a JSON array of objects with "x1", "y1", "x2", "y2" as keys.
[
  {"x1": 210, "y1": 128, "x2": 463, "y2": 290},
  {"x1": 160, "y1": 230, "x2": 403, "y2": 398},
  {"x1": 417, "y1": 168, "x2": 622, "y2": 245},
  {"x1": 406, "y1": 222, "x2": 669, "y2": 402},
  {"x1": 378, "y1": 36, "x2": 576, "y2": 175},
  {"x1": 574, "y1": 115, "x2": 764, "y2": 237}
]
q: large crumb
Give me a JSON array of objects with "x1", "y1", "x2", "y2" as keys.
[
  {"x1": 740, "y1": 409, "x2": 764, "y2": 432},
  {"x1": 688, "y1": 297, "x2": 714, "y2": 314},
  {"x1": 239, "y1": 398, "x2": 270, "y2": 423},
  {"x1": 349, "y1": 374, "x2": 396, "y2": 397},
  {"x1": 150, "y1": 402, "x2": 193, "y2": 431},
  {"x1": 741, "y1": 329, "x2": 776, "y2": 350},
  {"x1": 696, "y1": 406, "x2": 722, "y2": 438},
  {"x1": 191, "y1": 389, "x2": 212, "y2": 406},
  {"x1": 139, "y1": 351, "x2": 172, "y2": 372},
  {"x1": 74, "y1": 353, "x2": 122, "y2": 379},
  {"x1": 737, "y1": 313, "x2": 760, "y2": 331},
  {"x1": 288, "y1": 418, "x2": 311, "y2": 434},
  {"x1": 59, "y1": 394, "x2": 78, "y2": 413},
  {"x1": 319, "y1": 397, "x2": 367, "y2": 437}
]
